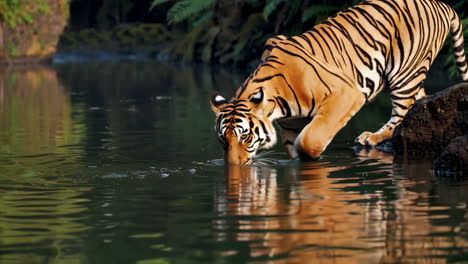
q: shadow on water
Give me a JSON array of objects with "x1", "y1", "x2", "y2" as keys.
[{"x1": 0, "y1": 61, "x2": 467, "y2": 263}]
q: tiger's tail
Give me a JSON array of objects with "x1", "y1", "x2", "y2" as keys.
[{"x1": 450, "y1": 10, "x2": 468, "y2": 82}]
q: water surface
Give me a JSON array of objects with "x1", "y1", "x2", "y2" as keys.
[{"x1": 0, "y1": 60, "x2": 467, "y2": 264}]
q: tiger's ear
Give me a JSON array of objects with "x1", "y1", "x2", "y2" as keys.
[
  {"x1": 261, "y1": 35, "x2": 287, "y2": 63},
  {"x1": 210, "y1": 93, "x2": 228, "y2": 113}
]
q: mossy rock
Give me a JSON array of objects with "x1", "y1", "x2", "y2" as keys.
[{"x1": 0, "y1": 0, "x2": 69, "y2": 64}]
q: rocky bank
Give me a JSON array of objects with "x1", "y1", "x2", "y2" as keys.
[{"x1": 392, "y1": 83, "x2": 468, "y2": 174}]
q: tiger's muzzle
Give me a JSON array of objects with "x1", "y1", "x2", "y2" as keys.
[{"x1": 225, "y1": 139, "x2": 254, "y2": 165}]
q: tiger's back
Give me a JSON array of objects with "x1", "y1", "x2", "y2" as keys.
[{"x1": 293, "y1": 0, "x2": 464, "y2": 100}]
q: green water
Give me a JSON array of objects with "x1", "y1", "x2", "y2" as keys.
[{"x1": 0, "y1": 60, "x2": 467, "y2": 264}]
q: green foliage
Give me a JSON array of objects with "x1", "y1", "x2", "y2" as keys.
[
  {"x1": 39, "y1": 0, "x2": 52, "y2": 14},
  {"x1": 7, "y1": 41, "x2": 18, "y2": 57},
  {"x1": 152, "y1": 0, "x2": 214, "y2": 25},
  {"x1": 150, "y1": 0, "x2": 171, "y2": 11},
  {"x1": 149, "y1": 0, "x2": 353, "y2": 64},
  {"x1": 0, "y1": 0, "x2": 58, "y2": 29},
  {"x1": 148, "y1": 0, "x2": 467, "y2": 70},
  {"x1": 263, "y1": 0, "x2": 284, "y2": 21},
  {"x1": 59, "y1": 24, "x2": 172, "y2": 52},
  {"x1": 0, "y1": 0, "x2": 33, "y2": 29}
]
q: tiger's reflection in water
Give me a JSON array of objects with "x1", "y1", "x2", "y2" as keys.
[
  {"x1": 213, "y1": 159, "x2": 383, "y2": 263},
  {"x1": 213, "y1": 151, "x2": 468, "y2": 263}
]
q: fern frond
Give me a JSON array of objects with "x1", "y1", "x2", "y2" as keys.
[
  {"x1": 192, "y1": 10, "x2": 213, "y2": 27},
  {"x1": 167, "y1": 0, "x2": 214, "y2": 25},
  {"x1": 263, "y1": 0, "x2": 284, "y2": 21},
  {"x1": 150, "y1": 0, "x2": 172, "y2": 10}
]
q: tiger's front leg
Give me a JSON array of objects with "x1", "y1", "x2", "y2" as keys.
[
  {"x1": 294, "y1": 86, "x2": 366, "y2": 158},
  {"x1": 356, "y1": 86, "x2": 427, "y2": 146}
]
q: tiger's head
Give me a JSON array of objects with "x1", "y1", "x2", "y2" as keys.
[
  {"x1": 210, "y1": 88, "x2": 277, "y2": 165},
  {"x1": 210, "y1": 35, "x2": 288, "y2": 165}
]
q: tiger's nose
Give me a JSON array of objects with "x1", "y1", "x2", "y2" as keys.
[
  {"x1": 225, "y1": 153, "x2": 243, "y2": 165},
  {"x1": 225, "y1": 151, "x2": 251, "y2": 165}
]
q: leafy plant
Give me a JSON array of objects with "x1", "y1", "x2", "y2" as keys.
[
  {"x1": 151, "y1": 0, "x2": 214, "y2": 25},
  {"x1": 7, "y1": 41, "x2": 19, "y2": 56},
  {"x1": 263, "y1": 0, "x2": 284, "y2": 21},
  {"x1": 0, "y1": 0, "x2": 33, "y2": 29}
]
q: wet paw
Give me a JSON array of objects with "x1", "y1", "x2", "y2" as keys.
[
  {"x1": 355, "y1": 132, "x2": 385, "y2": 147},
  {"x1": 355, "y1": 131, "x2": 373, "y2": 146}
]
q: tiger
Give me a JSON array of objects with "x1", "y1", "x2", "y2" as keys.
[{"x1": 210, "y1": 0, "x2": 468, "y2": 165}]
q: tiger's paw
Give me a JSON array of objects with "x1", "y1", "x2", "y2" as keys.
[{"x1": 355, "y1": 131, "x2": 386, "y2": 147}]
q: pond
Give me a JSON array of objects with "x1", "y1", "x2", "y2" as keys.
[{"x1": 0, "y1": 57, "x2": 467, "y2": 264}]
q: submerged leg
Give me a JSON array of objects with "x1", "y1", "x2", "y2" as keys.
[
  {"x1": 281, "y1": 128, "x2": 301, "y2": 159},
  {"x1": 278, "y1": 118, "x2": 311, "y2": 159}
]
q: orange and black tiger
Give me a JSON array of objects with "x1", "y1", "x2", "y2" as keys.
[{"x1": 210, "y1": 0, "x2": 468, "y2": 165}]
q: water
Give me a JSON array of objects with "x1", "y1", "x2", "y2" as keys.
[{"x1": 0, "y1": 59, "x2": 467, "y2": 264}]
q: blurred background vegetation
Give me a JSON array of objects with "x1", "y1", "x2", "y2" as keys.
[
  {"x1": 0, "y1": 0, "x2": 466, "y2": 73},
  {"x1": 64, "y1": 0, "x2": 468, "y2": 74}
]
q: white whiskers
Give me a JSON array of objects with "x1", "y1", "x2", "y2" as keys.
[{"x1": 252, "y1": 151, "x2": 283, "y2": 165}]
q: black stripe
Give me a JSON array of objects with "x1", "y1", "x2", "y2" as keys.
[
  {"x1": 267, "y1": 58, "x2": 285, "y2": 65},
  {"x1": 320, "y1": 27, "x2": 342, "y2": 66},
  {"x1": 298, "y1": 35, "x2": 313, "y2": 52},
  {"x1": 307, "y1": 28, "x2": 328, "y2": 60},
  {"x1": 287, "y1": 37, "x2": 305, "y2": 49},
  {"x1": 262, "y1": 63, "x2": 277, "y2": 69},
  {"x1": 456, "y1": 60, "x2": 466, "y2": 68},
  {"x1": 366, "y1": 2, "x2": 396, "y2": 27},
  {"x1": 274, "y1": 45, "x2": 349, "y2": 92},
  {"x1": 307, "y1": 97, "x2": 316, "y2": 117},
  {"x1": 392, "y1": 101, "x2": 409, "y2": 110},
  {"x1": 391, "y1": 113, "x2": 405, "y2": 118},
  {"x1": 276, "y1": 96, "x2": 291, "y2": 117},
  {"x1": 391, "y1": 94, "x2": 414, "y2": 101},
  {"x1": 253, "y1": 73, "x2": 302, "y2": 115},
  {"x1": 365, "y1": 77, "x2": 375, "y2": 94},
  {"x1": 454, "y1": 45, "x2": 464, "y2": 54},
  {"x1": 267, "y1": 99, "x2": 276, "y2": 117},
  {"x1": 259, "y1": 120, "x2": 270, "y2": 142},
  {"x1": 253, "y1": 73, "x2": 283, "y2": 83},
  {"x1": 342, "y1": 11, "x2": 377, "y2": 49},
  {"x1": 355, "y1": 45, "x2": 373, "y2": 69}
]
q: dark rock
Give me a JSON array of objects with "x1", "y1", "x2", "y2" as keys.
[
  {"x1": 393, "y1": 83, "x2": 468, "y2": 155},
  {"x1": 433, "y1": 135, "x2": 468, "y2": 174}
]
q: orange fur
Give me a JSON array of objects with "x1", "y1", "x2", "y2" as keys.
[{"x1": 211, "y1": 0, "x2": 467, "y2": 164}]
